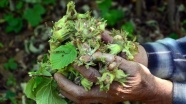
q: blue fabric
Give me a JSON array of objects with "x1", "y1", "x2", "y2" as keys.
[
  {"x1": 173, "y1": 82, "x2": 186, "y2": 104},
  {"x1": 142, "y1": 37, "x2": 186, "y2": 104}
]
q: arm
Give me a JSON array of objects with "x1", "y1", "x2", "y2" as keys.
[{"x1": 142, "y1": 37, "x2": 186, "y2": 104}]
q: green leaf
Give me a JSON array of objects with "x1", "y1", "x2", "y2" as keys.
[
  {"x1": 121, "y1": 21, "x2": 134, "y2": 37},
  {"x1": 5, "y1": 90, "x2": 17, "y2": 104},
  {"x1": 102, "y1": 9, "x2": 124, "y2": 26},
  {"x1": 9, "y1": 63, "x2": 17, "y2": 70},
  {"x1": 0, "y1": 0, "x2": 8, "y2": 8},
  {"x1": 3, "y1": 58, "x2": 18, "y2": 70},
  {"x1": 33, "y1": 77, "x2": 43, "y2": 89},
  {"x1": 23, "y1": 4, "x2": 45, "y2": 27},
  {"x1": 29, "y1": 62, "x2": 52, "y2": 77},
  {"x1": 5, "y1": 90, "x2": 16, "y2": 99},
  {"x1": 8, "y1": 58, "x2": 18, "y2": 70},
  {"x1": 97, "y1": 0, "x2": 112, "y2": 11},
  {"x1": 16, "y1": 1, "x2": 23, "y2": 10},
  {"x1": 98, "y1": 0, "x2": 124, "y2": 26},
  {"x1": 24, "y1": 77, "x2": 52, "y2": 100},
  {"x1": 29, "y1": 70, "x2": 52, "y2": 77},
  {"x1": 4, "y1": 14, "x2": 23, "y2": 33},
  {"x1": 41, "y1": 70, "x2": 52, "y2": 76},
  {"x1": 24, "y1": 78, "x2": 36, "y2": 100},
  {"x1": 50, "y1": 43, "x2": 77, "y2": 69},
  {"x1": 36, "y1": 80, "x2": 67, "y2": 104}
]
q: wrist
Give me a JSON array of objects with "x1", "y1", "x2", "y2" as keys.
[{"x1": 145, "y1": 77, "x2": 173, "y2": 104}]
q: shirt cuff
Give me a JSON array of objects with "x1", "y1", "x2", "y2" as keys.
[
  {"x1": 142, "y1": 42, "x2": 174, "y2": 79},
  {"x1": 173, "y1": 82, "x2": 186, "y2": 104}
]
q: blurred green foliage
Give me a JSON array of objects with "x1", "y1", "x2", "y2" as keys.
[
  {"x1": 4, "y1": 58, "x2": 18, "y2": 71},
  {"x1": 5, "y1": 90, "x2": 17, "y2": 104},
  {"x1": 97, "y1": 0, "x2": 124, "y2": 26},
  {"x1": 16, "y1": 1, "x2": 23, "y2": 10},
  {"x1": 23, "y1": 4, "x2": 45, "y2": 27},
  {"x1": 6, "y1": 75, "x2": 17, "y2": 87},
  {"x1": 96, "y1": 0, "x2": 134, "y2": 38},
  {"x1": 169, "y1": 32, "x2": 179, "y2": 39},
  {"x1": 1, "y1": 0, "x2": 55, "y2": 33},
  {"x1": 121, "y1": 21, "x2": 134, "y2": 38},
  {"x1": 25, "y1": 0, "x2": 55, "y2": 4},
  {"x1": 182, "y1": 20, "x2": 186, "y2": 31},
  {"x1": 0, "y1": 42, "x2": 3, "y2": 48},
  {"x1": 4, "y1": 14, "x2": 23, "y2": 33},
  {"x1": 0, "y1": 0, "x2": 8, "y2": 8}
]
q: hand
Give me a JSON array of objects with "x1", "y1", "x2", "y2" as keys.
[
  {"x1": 101, "y1": 31, "x2": 148, "y2": 66},
  {"x1": 54, "y1": 52, "x2": 173, "y2": 104},
  {"x1": 91, "y1": 52, "x2": 173, "y2": 104},
  {"x1": 54, "y1": 66, "x2": 124, "y2": 104},
  {"x1": 54, "y1": 66, "x2": 122, "y2": 104}
]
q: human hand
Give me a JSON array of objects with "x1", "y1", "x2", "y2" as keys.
[
  {"x1": 54, "y1": 52, "x2": 173, "y2": 104},
  {"x1": 91, "y1": 52, "x2": 173, "y2": 104},
  {"x1": 54, "y1": 66, "x2": 124, "y2": 104},
  {"x1": 101, "y1": 31, "x2": 148, "y2": 67}
]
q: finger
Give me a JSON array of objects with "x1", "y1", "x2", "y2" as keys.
[
  {"x1": 81, "y1": 98, "x2": 114, "y2": 104},
  {"x1": 54, "y1": 73, "x2": 120, "y2": 103},
  {"x1": 60, "y1": 86, "x2": 113, "y2": 104},
  {"x1": 73, "y1": 64, "x2": 101, "y2": 83},
  {"x1": 60, "y1": 90, "x2": 80, "y2": 103},
  {"x1": 60, "y1": 90, "x2": 109, "y2": 104},
  {"x1": 101, "y1": 30, "x2": 113, "y2": 43},
  {"x1": 54, "y1": 73, "x2": 86, "y2": 96},
  {"x1": 92, "y1": 52, "x2": 138, "y2": 74},
  {"x1": 54, "y1": 73, "x2": 108, "y2": 97},
  {"x1": 82, "y1": 85, "x2": 112, "y2": 100},
  {"x1": 60, "y1": 83, "x2": 116, "y2": 104}
]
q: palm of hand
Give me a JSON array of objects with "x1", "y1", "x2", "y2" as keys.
[{"x1": 54, "y1": 52, "x2": 155, "y2": 104}]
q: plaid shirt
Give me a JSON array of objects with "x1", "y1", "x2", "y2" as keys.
[{"x1": 142, "y1": 37, "x2": 186, "y2": 104}]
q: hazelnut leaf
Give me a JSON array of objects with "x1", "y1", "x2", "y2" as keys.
[{"x1": 50, "y1": 43, "x2": 77, "y2": 70}]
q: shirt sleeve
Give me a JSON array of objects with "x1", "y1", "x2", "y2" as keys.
[
  {"x1": 142, "y1": 36, "x2": 186, "y2": 104},
  {"x1": 173, "y1": 82, "x2": 186, "y2": 104}
]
